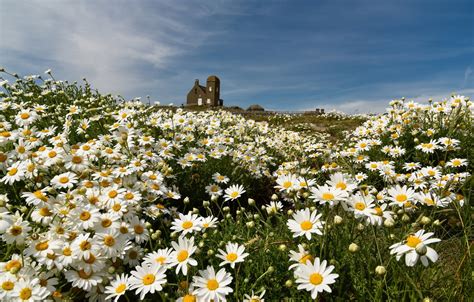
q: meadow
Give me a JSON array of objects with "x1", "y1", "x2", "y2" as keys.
[{"x1": 0, "y1": 69, "x2": 472, "y2": 301}]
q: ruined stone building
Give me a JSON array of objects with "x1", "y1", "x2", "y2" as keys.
[{"x1": 186, "y1": 75, "x2": 223, "y2": 106}]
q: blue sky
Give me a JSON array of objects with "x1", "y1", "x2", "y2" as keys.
[{"x1": 1, "y1": 0, "x2": 473, "y2": 113}]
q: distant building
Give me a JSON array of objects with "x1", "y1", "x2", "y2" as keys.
[
  {"x1": 186, "y1": 75, "x2": 223, "y2": 106},
  {"x1": 247, "y1": 104, "x2": 264, "y2": 111}
]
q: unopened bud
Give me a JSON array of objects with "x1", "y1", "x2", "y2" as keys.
[
  {"x1": 248, "y1": 198, "x2": 255, "y2": 206},
  {"x1": 285, "y1": 279, "x2": 293, "y2": 287},
  {"x1": 333, "y1": 215, "x2": 343, "y2": 225},
  {"x1": 375, "y1": 265, "x2": 386, "y2": 275},
  {"x1": 271, "y1": 194, "x2": 278, "y2": 201},
  {"x1": 415, "y1": 243, "x2": 427, "y2": 255},
  {"x1": 349, "y1": 243, "x2": 360, "y2": 253}
]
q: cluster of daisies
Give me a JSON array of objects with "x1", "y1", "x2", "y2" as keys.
[{"x1": 0, "y1": 71, "x2": 472, "y2": 301}]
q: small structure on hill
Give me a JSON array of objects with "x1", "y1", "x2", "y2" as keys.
[
  {"x1": 186, "y1": 75, "x2": 223, "y2": 106},
  {"x1": 247, "y1": 104, "x2": 265, "y2": 111}
]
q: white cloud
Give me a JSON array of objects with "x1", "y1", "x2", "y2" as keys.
[{"x1": 0, "y1": 0, "x2": 224, "y2": 96}]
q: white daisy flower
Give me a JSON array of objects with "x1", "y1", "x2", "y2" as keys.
[
  {"x1": 105, "y1": 273, "x2": 129, "y2": 302},
  {"x1": 170, "y1": 236, "x2": 198, "y2": 276},
  {"x1": 129, "y1": 262, "x2": 167, "y2": 300},
  {"x1": 294, "y1": 258, "x2": 339, "y2": 300},
  {"x1": 192, "y1": 266, "x2": 233, "y2": 302},
  {"x1": 287, "y1": 208, "x2": 324, "y2": 240},
  {"x1": 224, "y1": 184, "x2": 246, "y2": 201},
  {"x1": 171, "y1": 212, "x2": 203, "y2": 236},
  {"x1": 216, "y1": 242, "x2": 249, "y2": 268},
  {"x1": 389, "y1": 230, "x2": 441, "y2": 267}
]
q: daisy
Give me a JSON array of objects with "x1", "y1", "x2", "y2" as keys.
[
  {"x1": 11, "y1": 278, "x2": 48, "y2": 302},
  {"x1": 223, "y1": 184, "x2": 246, "y2": 201},
  {"x1": 51, "y1": 172, "x2": 78, "y2": 189},
  {"x1": 205, "y1": 183, "x2": 223, "y2": 197},
  {"x1": 192, "y1": 266, "x2": 233, "y2": 302},
  {"x1": 216, "y1": 242, "x2": 249, "y2": 268},
  {"x1": 143, "y1": 248, "x2": 174, "y2": 268},
  {"x1": 171, "y1": 212, "x2": 203, "y2": 236},
  {"x1": 243, "y1": 290, "x2": 266, "y2": 302},
  {"x1": 105, "y1": 274, "x2": 129, "y2": 302},
  {"x1": 201, "y1": 216, "x2": 219, "y2": 230},
  {"x1": 170, "y1": 236, "x2": 198, "y2": 276},
  {"x1": 287, "y1": 208, "x2": 324, "y2": 240},
  {"x1": 129, "y1": 262, "x2": 167, "y2": 300},
  {"x1": 294, "y1": 258, "x2": 339, "y2": 300},
  {"x1": 447, "y1": 158, "x2": 468, "y2": 168},
  {"x1": 3, "y1": 214, "x2": 31, "y2": 245},
  {"x1": 129, "y1": 216, "x2": 149, "y2": 244},
  {"x1": 288, "y1": 244, "x2": 314, "y2": 270},
  {"x1": 415, "y1": 140, "x2": 439, "y2": 153},
  {"x1": 348, "y1": 193, "x2": 376, "y2": 219},
  {"x1": 275, "y1": 173, "x2": 299, "y2": 192},
  {"x1": 326, "y1": 172, "x2": 357, "y2": 192},
  {"x1": 1, "y1": 162, "x2": 25, "y2": 185},
  {"x1": 387, "y1": 185, "x2": 416, "y2": 207},
  {"x1": 265, "y1": 201, "x2": 283, "y2": 215},
  {"x1": 0, "y1": 273, "x2": 16, "y2": 299},
  {"x1": 310, "y1": 184, "x2": 348, "y2": 206},
  {"x1": 389, "y1": 230, "x2": 441, "y2": 267},
  {"x1": 64, "y1": 269, "x2": 103, "y2": 291}
]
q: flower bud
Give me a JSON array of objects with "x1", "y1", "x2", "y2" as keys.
[
  {"x1": 223, "y1": 206, "x2": 230, "y2": 212},
  {"x1": 278, "y1": 244, "x2": 287, "y2": 251},
  {"x1": 248, "y1": 198, "x2": 255, "y2": 206},
  {"x1": 401, "y1": 214, "x2": 410, "y2": 222},
  {"x1": 348, "y1": 243, "x2": 360, "y2": 253},
  {"x1": 375, "y1": 265, "x2": 386, "y2": 275},
  {"x1": 285, "y1": 279, "x2": 293, "y2": 287},
  {"x1": 246, "y1": 221, "x2": 255, "y2": 228},
  {"x1": 108, "y1": 266, "x2": 116, "y2": 274},
  {"x1": 271, "y1": 194, "x2": 278, "y2": 201},
  {"x1": 225, "y1": 213, "x2": 232, "y2": 219},
  {"x1": 211, "y1": 195, "x2": 218, "y2": 202},
  {"x1": 384, "y1": 218, "x2": 395, "y2": 228},
  {"x1": 433, "y1": 219, "x2": 441, "y2": 226},
  {"x1": 203, "y1": 200, "x2": 210, "y2": 207},
  {"x1": 333, "y1": 215, "x2": 343, "y2": 225},
  {"x1": 287, "y1": 209, "x2": 294, "y2": 216},
  {"x1": 253, "y1": 214, "x2": 260, "y2": 220},
  {"x1": 415, "y1": 243, "x2": 427, "y2": 255},
  {"x1": 183, "y1": 197, "x2": 190, "y2": 204},
  {"x1": 267, "y1": 266, "x2": 275, "y2": 273},
  {"x1": 356, "y1": 223, "x2": 365, "y2": 231}
]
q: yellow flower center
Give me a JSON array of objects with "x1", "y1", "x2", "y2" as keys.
[
  {"x1": 177, "y1": 250, "x2": 189, "y2": 262},
  {"x1": 10, "y1": 226, "x2": 22, "y2": 236},
  {"x1": 35, "y1": 241, "x2": 49, "y2": 251},
  {"x1": 19, "y1": 288, "x2": 32, "y2": 300},
  {"x1": 354, "y1": 202, "x2": 366, "y2": 211},
  {"x1": 1, "y1": 281, "x2": 14, "y2": 291},
  {"x1": 226, "y1": 253, "x2": 238, "y2": 262},
  {"x1": 207, "y1": 279, "x2": 219, "y2": 290},
  {"x1": 63, "y1": 247, "x2": 72, "y2": 256},
  {"x1": 300, "y1": 220, "x2": 313, "y2": 231},
  {"x1": 309, "y1": 273, "x2": 323, "y2": 285},
  {"x1": 101, "y1": 219, "x2": 112, "y2": 227},
  {"x1": 112, "y1": 203, "x2": 122, "y2": 211},
  {"x1": 59, "y1": 176, "x2": 69, "y2": 184},
  {"x1": 182, "y1": 221, "x2": 193, "y2": 229},
  {"x1": 80, "y1": 211, "x2": 91, "y2": 221},
  {"x1": 395, "y1": 194, "x2": 407, "y2": 202},
  {"x1": 79, "y1": 240, "x2": 91, "y2": 251},
  {"x1": 78, "y1": 269, "x2": 91, "y2": 279},
  {"x1": 104, "y1": 235, "x2": 115, "y2": 247},
  {"x1": 115, "y1": 283, "x2": 126, "y2": 294},
  {"x1": 322, "y1": 193, "x2": 334, "y2": 201},
  {"x1": 134, "y1": 225, "x2": 144, "y2": 234},
  {"x1": 299, "y1": 254, "x2": 313, "y2": 264},
  {"x1": 8, "y1": 168, "x2": 18, "y2": 176},
  {"x1": 156, "y1": 256, "x2": 166, "y2": 264},
  {"x1": 183, "y1": 294, "x2": 196, "y2": 302},
  {"x1": 125, "y1": 192, "x2": 134, "y2": 200},
  {"x1": 336, "y1": 182, "x2": 347, "y2": 190},
  {"x1": 406, "y1": 235, "x2": 422, "y2": 248},
  {"x1": 108, "y1": 190, "x2": 118, "y2": 198},
  {"x1": 5, "y1": 259, "x2": 21, "y2": 271},
  {"x1": 142, "y1": 274, "x2": 155, "y2": 285},
  {"x1": 283, "y1": 181, "x2": 292, "y2": 189},
  {"x1": 230, "y1": 191, "x2": 239, "y2": 198},
  {"x1": 374, "y1": 207, "x2": 383, "y2": 216}
]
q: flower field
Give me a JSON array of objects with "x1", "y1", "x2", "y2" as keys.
[{"x1": 0, "y1": 70, "x2": 472, "y2": 301}]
